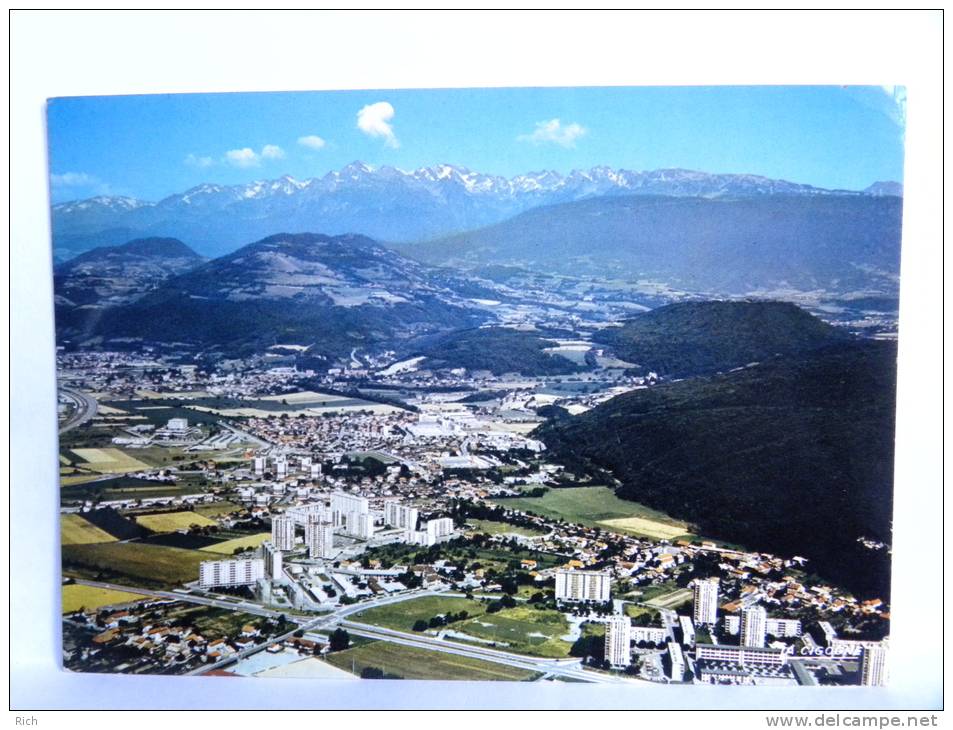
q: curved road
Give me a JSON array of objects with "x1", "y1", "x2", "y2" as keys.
[{"x1": 59, "y1": 388, "x2": 98, "y2": 433}]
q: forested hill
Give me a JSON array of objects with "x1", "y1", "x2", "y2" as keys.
[
  {"x1": 535, "y1": 339, "x2": 898, "y2": 599},
  {"x1": 595, "y1": 300, "x2": 849, "y2": 377}
]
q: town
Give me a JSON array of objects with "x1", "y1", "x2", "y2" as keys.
[{"x1": 59, "y1": 347, "x2": 890, "y2": 684}]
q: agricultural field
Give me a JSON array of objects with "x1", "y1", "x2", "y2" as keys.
[
  {"x1": 134, "y1": 511, "x2": 218, "y2": 533},
  {"x1": 200, "y1": 532, "x2": 271, "y2": 554},
  {"x1": 451, "y1": 605, "x2": 572, "y2": 658},
  {"x1": 492, "y1": 486, "x2": 691, "y2": 539},
  {"x1": 62, "y1": 542, "x2": 208, "y2": 588},
  {"x1": 60, "y1": 514, "x2": 117, "y2": 545},
  {"x1": 60, "y1": 475, "x2": 207, "y2": 503},
  {"x1": 192, "y1": 501, "x2": 241, "y2": 517},
  {"x1": 351, "y1": 595, "x2": 486, "y2": 633},
  {"x1": 61, "y1": 584, "x2": 148, "y2": 614},
  {"x1": 69, "y1": 448, "x2": 152, "y2": 474},
  {"x1": 464, "y1": 519, "x2": 547, "y2": 538},
  {"x1": 597, "y1": 516, "x2": 688, "y2": 540},
  {"x1": 324, "y1": 640, "x2": 539, "y2": 681}
]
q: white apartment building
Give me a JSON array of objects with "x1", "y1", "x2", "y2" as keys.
[
  {"x1": 199, "y1": 558, "x2": 264, "y2": 588},
  {"x1": 604, "y1": 615, "x2": 632, "y2": 668},
  {"x1": 286, "y1": 503, "x2": 328, "y2": 526},
  {"x1": 667, "y1": 641, "x2": 686, "y2": 681},
  {"x1": 554, "y1": 569, "x2": 611, "y2": 603},
  {"x1": 384, "y1": 500, "x2": 419, "y2": 531},
  {"x1": 253, "y1": 456, "x2": 266, "y2": 474},
  {"x1": 631, "y1": 626, "x2": 669, "y2": 645},
  {"x1": 425, "y1": 517, "x2": 454, "y2": 542},
  {"x1": 271, "y1": 515, "x2": 296, "y2": 551},
  {"x1": 724, "y1": 615, "x2": 741, "y2": 636},
  {"x1": 861, "y1": 642, "x2": 889, "y2": 687},
  {"x1": 679, "y1": 615, "x2": 696, "y2": 646},
  {"x1": 346, "y1": 511, "x2": 376, "y2": 540},
  {"x1": 741, "y1": 605, "x2": 767, "y2": 648},
  {"x1": 306, "y1": 518, "x2": 335, "y2": 559},
  {"x1": 332, "y1": 491, "x2": 369, "y2": 534},
  {"x1": 259, "y1": 541, "x2": 283, "y2": 580},
  {"x1": 693, "y1": 578, "x2": 720, "y2": 625},
  {"x1": 694, "y1": 644, "x2": 788, "y2": 667},
  {"x1": 765, "y1": 618, "x2": 802, "y2": 638}
]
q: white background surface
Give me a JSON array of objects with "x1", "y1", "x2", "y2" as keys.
[{"x1": 8, "y1": 9, "x2": 944, "y2": 711}]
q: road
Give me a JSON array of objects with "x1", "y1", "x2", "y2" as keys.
[
  {"x1": 58, "y1": 388, "x2": 98, "y2": 433},
  {"x1": 340, "y1": 621, "x2": 622, "y2": 683},
  {"x1": 72, "y1": 579, "x2": 624, "y2": 683},
  {"x1": 72, "y1": 579, "x2": 306, "y2": 622}
]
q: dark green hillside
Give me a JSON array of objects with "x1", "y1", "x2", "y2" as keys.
[
  {"x1": 596, "y1": 300, "x2": 847, "y2": 377},
  {"x1": 424, "y1": 327, "x2": 585, "y2": 376},
  {"x1": 406, "y1": 194, "x2": 903, "y2": 294},
  {"x1": 536, "y1": 340, "x2": 897, "y2": 598}
]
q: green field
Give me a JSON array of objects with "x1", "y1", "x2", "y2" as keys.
[
  {"x1": 492, "y1": 486, "x2": 690, "y2": 539},
  {"x1": 62, "y1": 542, "x2": 208, "y2": 588},
  {"x1": 351, "y1": 595, "x2": 486, "y2": 633},
  {"x1": 465, "y1": 519, "x2": 547, "y2": 537},
  {"x1": 61, "y1": 584, "x2": 147, "y2": 614},
  {"x1": 452, "y1": 605, "x2": 572, "y2": 658},
  {"x1": 325, "y1": 640, "x2": 539, "y2": 681},
  {"x1": 60, "y1": 514, "x2": 117, "y2": 545}
]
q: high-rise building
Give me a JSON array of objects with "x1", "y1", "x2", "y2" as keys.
[
  {"x1": 275, "y1": 458, "x2": 288, "y2": 478},
  {"x1": 667, "y1": 641, "x2": 686, "y2": 681},
  {"x1": 384, "y1": 500, "x2": 419, "y2": 531},
  {"x1": 693, "y1": 578, "x2": 720, "y2": 625},
  {"x1": 740, "y1": 605, "x2": 767, "y2": 648},
  {"x1": 861, "y1": 642, "x2": 889, "y2": 687},
  {"x1": 346, "y1": 511, "x2": 376, "y2": 540},
  {"x1": 604, "y1": 615, "x2": 632, "y2": 667},
  {"x1": 253, "y1": 456, "x2": 266, "y2": 474},
  {"x1": 259, "y1": 541, "x2": 283, "y2": 580},
  {"x1": 425, "y1": 517, "x2": 454, "y2": 542},
  {"x1": 271, "y1": 515, "x2": 296, "y2": 551},
  {"x1": 199, "y1": 558, "x2": 264, "y2": 588},
  {"x1": 331, "y1": 491, "x2": 369, "y2": 532},
  {"x1": 554, "y1": 569, "x2": 611, "y2": 603},
  {"x1": 306, "y1": 517, "x2": 335, "y2": 559}
]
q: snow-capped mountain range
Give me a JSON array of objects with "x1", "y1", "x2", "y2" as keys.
[{"x1": 51, "y1": 162, "x2": 901, "y2": 259}]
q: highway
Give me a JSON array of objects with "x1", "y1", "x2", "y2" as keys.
[
  {"x1": 58, "y1": 388, "x2": 98, "y2": 433},
  {"x1": 340, "y1": 621, "x2": 623, "y2": 684},
  {"x1": 72, "y1": 579, "x2": 626, "y2": 683}
]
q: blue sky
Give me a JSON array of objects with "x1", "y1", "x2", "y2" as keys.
[{"x1": 47, "y1": 86, "x2": 906, "y2": 203}]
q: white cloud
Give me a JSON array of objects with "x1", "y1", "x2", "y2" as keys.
[
  {"x1": 50, "y1": 171, "x2": 99, "y2": 187},
  {"x1": 298, "y1": 135, "x2": 327, "y2": 151},
  {"x1": 518, "y1": 118, "x2": 587, "y2": 148},
  {"x1": 185, "y1": 153, "x2": 215, "y2": 169},
  {"x1": 224, "y1": 148, "x2": 261, "y2": 168},
  {"x1": 357, "y1": 101, "x2": 399, "y2": 148},
  {"x1": 261, "y1": 144, "x2": 285, "y2": 160}
]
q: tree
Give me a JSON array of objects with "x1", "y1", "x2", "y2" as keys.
[
  {"x1": 360, "y1": 667, "x2": 385, "y2": 679},
  {"x1": 329, "y1": 628, "x2": 350, "y2": 652},
  {"x1": 412, "y1": 620, "x2": 428, "y2": 632}
]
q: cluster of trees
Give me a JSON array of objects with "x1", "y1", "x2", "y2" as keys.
[
  {"x1": 328, "y1": 628, "x2": 350, "y2": 652},
  {"x1": 411, "y1": 610, "x2": 471, "y2": 632}
]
